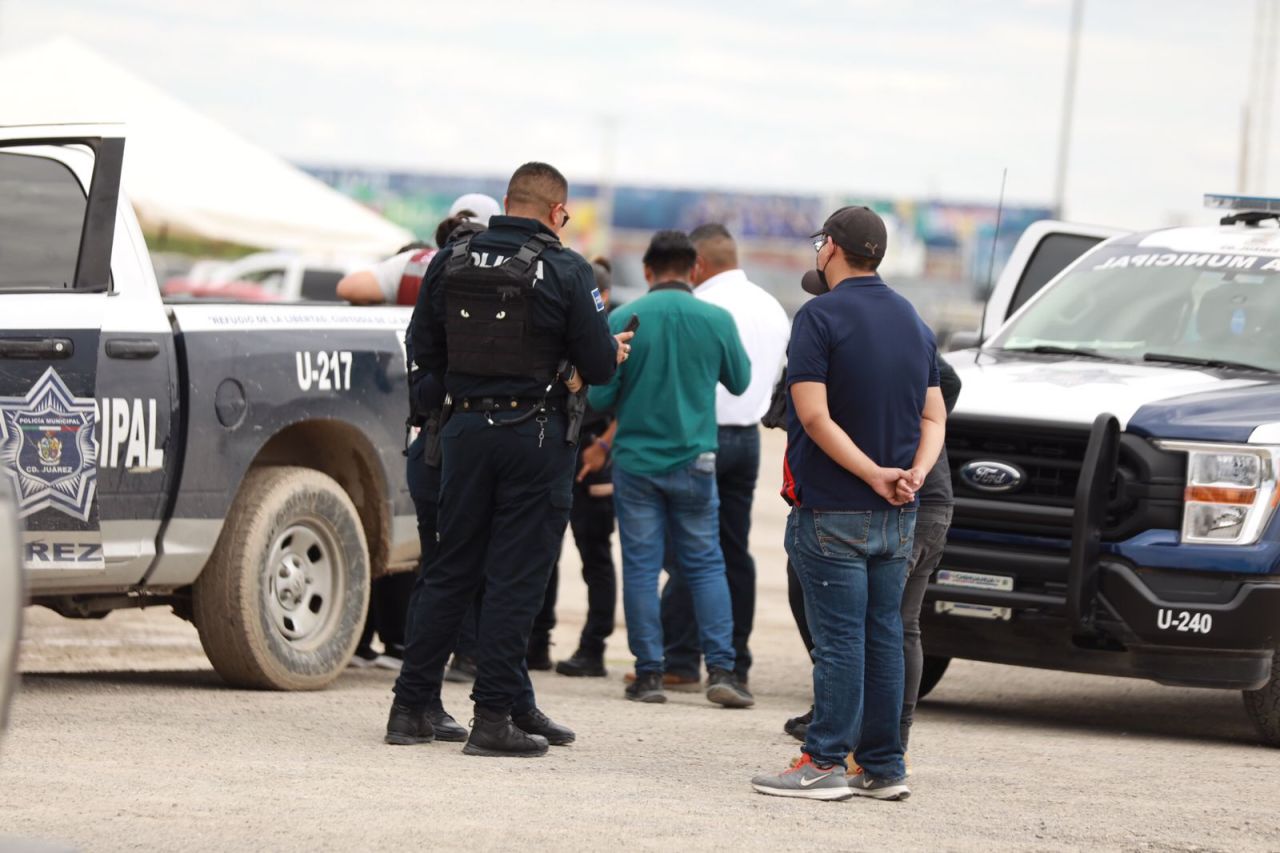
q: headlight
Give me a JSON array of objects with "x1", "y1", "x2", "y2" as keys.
[{"x1": 1155, "y1": 441, "x2": 1280, "y2": 545}]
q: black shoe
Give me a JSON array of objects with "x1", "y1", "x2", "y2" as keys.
[
  {"x1": 526, "y1": 641, "x2": 553, "y2": 672},
  {"x1": 384, "y1": 702, "x2": 436, "y2": 745},
  {"x1": 444, "y1": 654, "x2": 477, "y2": 683},
  {"x1": 784, "y1": 706, "x2": 813, "y2": 742},
  {"x1": 706, "y1": 667, "x2": 754, "y2": 708},
  {"x1": 512, "y1": 707, "x2": 576, "y2": 746},
  {"x1": 624, "y1": 671, "x2": 667, "y2": 703},
  {"x1": 429, "y1": 708, "x2": 468, "y2": 742},
  {"x1": 555, "y1": 651, "x2": 607, "y2": 678},
  {"x1": 463, "y1": 706, "x2": 549, "y2": 757}
]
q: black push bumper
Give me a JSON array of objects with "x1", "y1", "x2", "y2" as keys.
[{"x1": 923, "y1": 413, "x2": 1280, "y2": 691}]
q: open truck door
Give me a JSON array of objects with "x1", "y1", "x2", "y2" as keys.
[
  {"x1": 0, "y1": 126, "x2": 179, "y2": 590},
  {"x1": 0, "y1": 128, "x2": 124, "y2": 575},
  {"x1": 951, "y1": 220, "x2": 1123, "y2": 350}
]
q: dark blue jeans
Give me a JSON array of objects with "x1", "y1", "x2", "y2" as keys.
[
  {"x1": 394, "y1": 413, "x2": 574, "y2": 714},
  {"x1": 786, "y1": 505, "x2": 915, "y2": 777},
  {"x1": 614, "y1": 457, "x2": 735, "y2": 675},
  {"x1": 660, "y1": 425, "x2": 759, "y2": 680}
]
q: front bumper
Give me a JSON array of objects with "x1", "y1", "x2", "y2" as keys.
[{"x1": 923, "y1": 413, "x2": 1280, "y2": 690}]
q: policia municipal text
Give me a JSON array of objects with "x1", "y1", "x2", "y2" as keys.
[{"x1": 387, "y1": 162, "x2": 632, "y2": 757}]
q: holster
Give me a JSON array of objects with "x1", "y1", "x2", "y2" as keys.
[
  {"x1": 558, "y1": 358, "x2": 586, "y2": 447},
  {"x1": 565, "y1": 390, "x2": 586, "y2": 447},
  {"x1": 423, "y1": 397, "x2": 452, "y2": 468}
]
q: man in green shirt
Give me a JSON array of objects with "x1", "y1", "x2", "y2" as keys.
[{"x1": 589, "y1": 230, "x2": 753, "y2": 707}]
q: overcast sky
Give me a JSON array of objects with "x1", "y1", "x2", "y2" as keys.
[{"x1": 0, "y1": 0, "x2": 1275, "y2": 229}]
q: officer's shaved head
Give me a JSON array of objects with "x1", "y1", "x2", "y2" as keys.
[
  {"x1": 507, "y1": 162, "x2": 569, "y2": 208},
  {"x1": 689, "y1": 223, "x2": 739, "y2": 276}
]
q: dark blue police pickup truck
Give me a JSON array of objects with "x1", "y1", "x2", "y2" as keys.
[
  {"x1": 928, "y1": 195, "x2": 1280, "y2": 746},
  {"x1": 1, "y1": 125, "x2": 418, "y2": 690}
]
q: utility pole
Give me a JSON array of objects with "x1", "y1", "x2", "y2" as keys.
[
  {"x1": 1243, "y1": 0, "x2": 1279, "y2": 193},
  {"x1": 597, "y1": 115, "x2": 618, "y2": 259},
  {"x1": 1053, "y1": 0, "x2": 1084, "y2": 219},
  {"x1": 1258, "y1": 0, "x2": 1278, "y2": 190}
]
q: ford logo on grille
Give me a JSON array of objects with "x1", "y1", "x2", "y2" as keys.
[{"x1": 959, "y1": 460, "x2": 1025, "y2": 493}]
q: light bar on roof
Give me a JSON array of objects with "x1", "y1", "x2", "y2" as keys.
[{"x1": 1205, "y1": 193, "x2": 1280, "y2": 213}]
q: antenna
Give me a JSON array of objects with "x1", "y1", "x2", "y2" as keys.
[{"x1": 977, "y1": 167, "x2": 1009, "y2": 346}]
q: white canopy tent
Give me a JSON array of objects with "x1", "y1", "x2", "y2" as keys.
[{"x1": 0, "y1": 38, "x2": 412, "y2": 257}]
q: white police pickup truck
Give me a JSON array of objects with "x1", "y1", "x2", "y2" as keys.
[
  {"x1": 926, "y1": 194, "x2": 1280, "y2": 746},
  {"x1": 0, "y1": 125, "x2": 419, "y2": 690}
]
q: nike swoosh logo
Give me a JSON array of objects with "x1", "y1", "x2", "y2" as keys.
[{"x1": 799, "y1": 772, "x2": 834, "y2": 787}]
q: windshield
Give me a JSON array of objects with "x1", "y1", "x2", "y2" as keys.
[{"x1": 990, "y1": 242, "x2": 1280, "y2": 372}]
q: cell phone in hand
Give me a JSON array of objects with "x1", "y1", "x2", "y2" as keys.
[{"x1": 623, "y1": 314, "x2": 640, "y2": 334}]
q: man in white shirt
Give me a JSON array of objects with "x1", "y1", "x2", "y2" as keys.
[{"x1": 659, "y1": 223, "x2": 790, "y2": 687}]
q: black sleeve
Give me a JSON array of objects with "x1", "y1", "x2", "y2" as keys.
[
  {"x1": 561, "y1": 257, "x2": 618, "y2": 386},
  {"x1": 409, "y1": 248, "x2": 452, "y2": 380},
  {"x1": 938, "y1": 355, "x2": 962, "y2": 414}
]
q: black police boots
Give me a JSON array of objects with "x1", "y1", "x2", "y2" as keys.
[
  {"x1": 385, "y1": 702, "x2": 468, "y2": 744},
  {"x1": 429, "y1": 708, "x2": 468, "y2": 742},
  {"x1": 463, "y1": 706, "x2": 550, "y2": 757},
  {"x1": 384, "y1": 702, "x2": 435, "y2": 746},
  {"x1": 555, "y1": 650, "x2": 607, "y2": 678},
  {"x1": 512, "y1": 707, "x2": 576, "y2": 745}
]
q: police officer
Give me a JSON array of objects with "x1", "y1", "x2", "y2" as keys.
[{"x1": 386, "y1": 162, "x2": 629, "y2": 758}]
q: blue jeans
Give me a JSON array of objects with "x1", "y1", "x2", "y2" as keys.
[
  {"x1": 786, "y1": 505, "x2": 915, "y2": 777},
  {"x1": 661, "y1": 425, "x2": 759, "y2": 679},
  {"x1": 614, "y1": 458, "x2": 735, "y2": 675}
]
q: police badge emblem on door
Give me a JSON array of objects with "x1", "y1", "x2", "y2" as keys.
[{"x1": 0, "y1": 367, "x2": 98, "y2": 522}]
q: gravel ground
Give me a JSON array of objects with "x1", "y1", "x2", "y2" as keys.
[{"x1": 2, "y1": 431, "x2": 1278, "y2": 852}]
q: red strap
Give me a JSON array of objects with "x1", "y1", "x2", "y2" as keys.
[{"x1": 396, "y1": 248, "x2": 436, "y2": 305}]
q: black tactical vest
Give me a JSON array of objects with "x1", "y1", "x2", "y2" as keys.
[{"x1": 442, "y1": 232, "x2": 565, "y2": 382}]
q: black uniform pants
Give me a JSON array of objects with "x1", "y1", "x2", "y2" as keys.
[
  {"x1": 401, "y1": 432, "x2": 481, "y2": 659},
  {"x1": 531, "y1": 475, "x2": 617, "y2": 656},
  {"x1": 394, "y1": 411, "x2": 574, "y2": 715}
]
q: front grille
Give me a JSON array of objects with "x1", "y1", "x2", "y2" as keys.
[
  {"x1": 947, "y1": 416, "x2": 1185, "y2": 540},
  {"x1": 949, "y1": 422, "x2": 1087, "y2": 507}
]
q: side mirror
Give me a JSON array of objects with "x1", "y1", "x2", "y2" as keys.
[{"x1": 946, "y1": 330, "x2": 982, "y2": 352}]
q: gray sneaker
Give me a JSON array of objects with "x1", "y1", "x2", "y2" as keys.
[
  {"x1": 751, "y1": 755, "x2": 853, "y2": 801},
  {"x1": 706, "y1": 668, "x2": 754, "y2": 708},
  {"x1": 847, "y1": 770, "x2": 911, "y2": 801}
]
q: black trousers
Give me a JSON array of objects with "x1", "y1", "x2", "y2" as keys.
[
  {"x1": 787, "y1": 558, "x2": 815, "y2": 660},
  {"x1": 531, "y1": 476, "x2": 617, "y2": 657},
  {"x1": 394, "y1": 412, "x2": 574, "y2": 714},
  {"x1": 359, "y1": 435, "x2": 441, "y2": 654},
  {"x1": 660, "y1": 425, "x2": 760, "y2": 679},
  {"x1": 397, "y1": 433, "x2": 481, "y2": 659}
]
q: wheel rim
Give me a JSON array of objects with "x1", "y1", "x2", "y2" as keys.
[{"x1": 265, "y1": 520, "x2": 343, "y2": 648}]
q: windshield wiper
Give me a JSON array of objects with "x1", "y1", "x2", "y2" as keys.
[
  {"x1": 1000, "y1": 345, "x2": 1113, "y2": 360},
  {"x1": 1142, "y1": 352, "x2": 1273, "y2": 373}
]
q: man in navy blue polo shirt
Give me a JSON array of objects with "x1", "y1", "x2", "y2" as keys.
[{"x1": 751, "y1": 206, "x2": 944, "y2": 802}]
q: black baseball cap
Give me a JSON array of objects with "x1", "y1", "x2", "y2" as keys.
[{"x1": 810, "y1": 205, "x2": 887, "y2": 260}]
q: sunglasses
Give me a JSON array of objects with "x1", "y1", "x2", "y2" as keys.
[
  {"x1": 552, "y1": 202, "x2": 571, "y2": 228},
  {"x1": 812, "y1": 235, "x2": 827, "y2": 253}
]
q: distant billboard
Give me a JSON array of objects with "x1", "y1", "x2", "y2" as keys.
[{"x1": 303, "y1": 165, "x2": 1051, "y2": 286}]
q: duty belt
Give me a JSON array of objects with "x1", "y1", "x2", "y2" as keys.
[{"x1": 458, "y1": 397, "x2": 562, "y2": 413}]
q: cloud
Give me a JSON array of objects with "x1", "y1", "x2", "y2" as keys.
[{"x1": 0, "y1": 0, "x2": 1274, "y2": 229}]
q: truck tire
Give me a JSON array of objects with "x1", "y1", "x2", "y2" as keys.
[
  {"x1": 917, "y1": 655, "x2": 951, "y2": 700},
  {"x1": 192, "y1": 466, "x2": 369, "y2": 691},
  {"x1": 1243, "y1": 652, "x2": 1280, "y2": 747}
]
